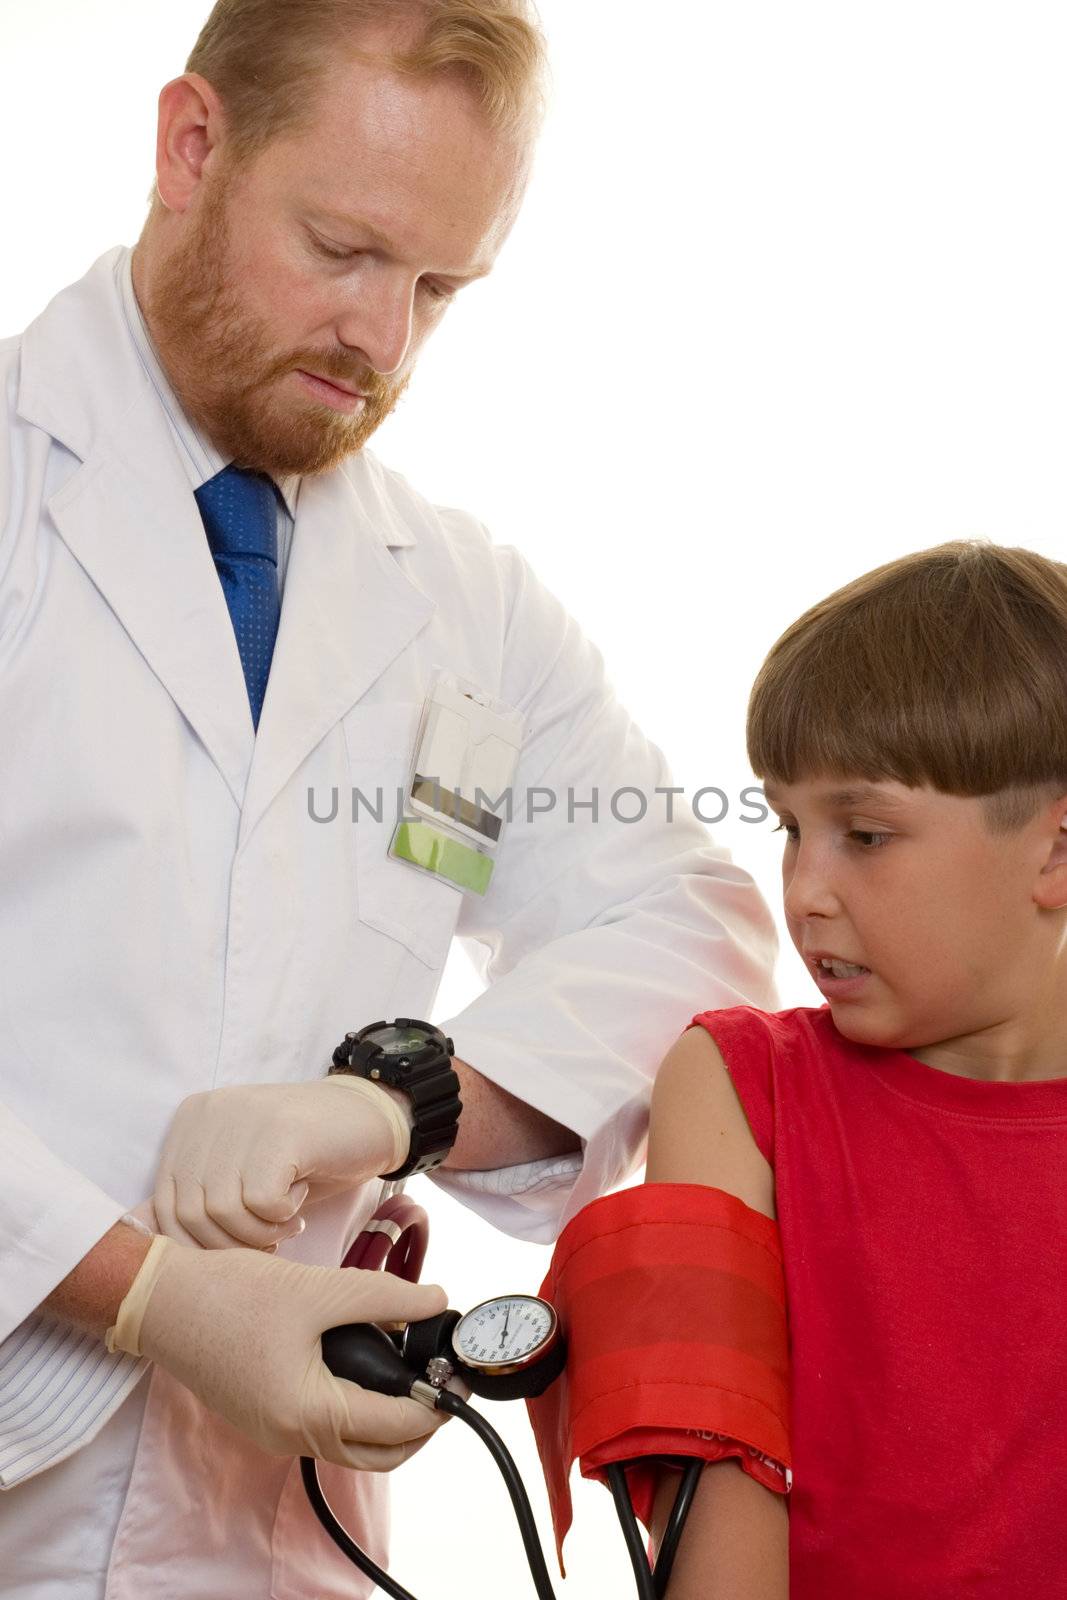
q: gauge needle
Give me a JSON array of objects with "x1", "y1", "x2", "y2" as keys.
[{"x1": 498, "y1": 1306, "x2": 512, "y2": 1347}]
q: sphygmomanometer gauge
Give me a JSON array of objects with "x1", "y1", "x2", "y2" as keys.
[{"x1": 450, "y1": 1294, "x2": 566, "y2": 1400}]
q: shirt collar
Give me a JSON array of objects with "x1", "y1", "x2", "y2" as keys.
[{"x1": 117, "y1": 245, "x2": 300, "y2": 522}]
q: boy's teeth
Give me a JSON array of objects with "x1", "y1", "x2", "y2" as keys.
[{"x1": 820, "y1": 957, "x2": 868, "y2": 979}]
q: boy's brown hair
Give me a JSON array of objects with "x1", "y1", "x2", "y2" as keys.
[{"x1": 747, "y1": 539, "x2": 1067, "y2": 833}]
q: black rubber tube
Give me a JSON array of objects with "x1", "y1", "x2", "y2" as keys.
[
  {"x1": 434, "y1": 1388, "x2": 559, "y2": 1600},
  {"x1": 653, "y1": 1458, "x2": 704, "y2": 1598},
  {"x1": 607, "y1": 1463, "x2": 657, "y2": 1600},
  {"x1": 299, "y1": 1454, "x2": 417, "y2": 1600},
  {"x1": 302, "y1": 1410, "x2": 694, "y2": 1600},
  {"x1": 300, "y1": 1391, "x2": 560, "y2": 1600}
]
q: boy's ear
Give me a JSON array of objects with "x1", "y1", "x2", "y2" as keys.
[{"x1": 1034, "y1": 808, "x2": 1067, "y2": 910}]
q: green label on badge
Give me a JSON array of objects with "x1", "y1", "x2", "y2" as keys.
[{"x1": 391, "y1": 820, "x2": 495, "y2": 895}]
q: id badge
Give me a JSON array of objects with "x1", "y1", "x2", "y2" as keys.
[{"x1": 388, "y1": 671, "x2": 524, "y2": 896}]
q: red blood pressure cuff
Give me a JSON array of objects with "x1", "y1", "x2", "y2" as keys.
[{"x1": 525, "y1": 1182, "x2": 791, "y2": 1574}]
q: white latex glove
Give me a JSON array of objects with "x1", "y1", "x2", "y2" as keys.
[
  {"x1": 154, "y1": 1077, "x2": 413, "y2": 1250},
  {"x1": 110, "y1": 1233, "x2": 451, "y2": 1471}
]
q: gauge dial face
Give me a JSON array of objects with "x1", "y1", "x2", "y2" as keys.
[{"x1": 452, "y1": 1295, "x2": 555, "y2": 1371}]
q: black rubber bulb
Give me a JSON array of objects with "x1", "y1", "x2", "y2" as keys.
[{"x1": 321, "y1": 1321, "x2": 419, "y2": 1397}]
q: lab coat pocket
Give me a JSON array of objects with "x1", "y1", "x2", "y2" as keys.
[{"x1": 343, "y1": 701, "x2": 463, "y2": 970}]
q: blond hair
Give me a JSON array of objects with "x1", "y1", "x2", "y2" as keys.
[
  {"x1": 746, "y1": 539, "x2": 1067, "y2": 833},
  {"x1": 184, "y1": 0, "x2": 547, "y2": 172}
]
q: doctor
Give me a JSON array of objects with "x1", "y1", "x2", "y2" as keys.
[{"x1": 0, "y1": 1, "x2": 778, "y2": 1596}]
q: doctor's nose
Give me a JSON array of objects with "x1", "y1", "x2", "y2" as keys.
[{"x1": 335, "y1": 276, "x2": 417, "y2": 379}]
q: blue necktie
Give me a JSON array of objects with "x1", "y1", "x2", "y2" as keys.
[{"x1": 194, "y1": 465, "x2": 281, "y2": 731}]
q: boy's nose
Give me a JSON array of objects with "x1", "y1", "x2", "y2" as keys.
[{"x1": 782, "y1": 849, "x2": 841, "y2": 922}]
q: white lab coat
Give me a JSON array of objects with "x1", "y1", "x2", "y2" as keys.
[{"x1": 0, "y1": 247, "x2": 778, "y2": 1597}]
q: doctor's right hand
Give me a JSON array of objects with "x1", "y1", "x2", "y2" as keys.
[
  {"x1": 107, "y1": 1235, "x2": 450, "y2": 1471},
  {"x1": 152, "y1": 1075, "x2": 413, "y2": 1249}
]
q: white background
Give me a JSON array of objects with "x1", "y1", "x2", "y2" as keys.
[{"x1": 5, "y1": 1, "x2": 1067, "y2": 1593}]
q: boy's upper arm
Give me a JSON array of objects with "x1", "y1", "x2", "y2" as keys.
[
  {"x1": 645, "y1": 1026, "x2": 789, "y2": 1599},
  {"x1": 646, "y1": 1024, "x2": 777, "y2": 1222}
]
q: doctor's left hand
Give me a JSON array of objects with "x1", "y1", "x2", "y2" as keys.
[{"x1": 153, "y1": 1077, "x2": 413, "y2": 1250}]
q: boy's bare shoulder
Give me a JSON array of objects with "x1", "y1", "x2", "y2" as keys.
[{"x1": 647, "y1": 1024, "x2": 777, "y2": 1222}]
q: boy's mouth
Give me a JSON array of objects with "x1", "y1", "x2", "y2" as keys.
[
  {"x1": 805, "y1": 951, "x2": 873, "y2": 993},
  {"x1": 813, "y1": 955, "x2": 870, "y2": 980}
]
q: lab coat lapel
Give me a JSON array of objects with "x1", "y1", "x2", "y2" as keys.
[
  {"x1": 45, "y1": 422, "x2": 256, "y2": 807},
  {"x1": 16, "y1": 247, "x2": 256, "y2": 806},
  {"x1": 238, "y1": 462, "x2": 435, "y2": 850}
]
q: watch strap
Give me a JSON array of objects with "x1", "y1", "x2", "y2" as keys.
[{"x1": 329, "y1": 1028, "x2": 462, "y2": 1180}]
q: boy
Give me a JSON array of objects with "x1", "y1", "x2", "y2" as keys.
[{"x1": 646, "y1": 539, "x2": 1067, "y2": 1598}]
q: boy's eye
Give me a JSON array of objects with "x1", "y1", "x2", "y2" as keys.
[{"x1": 771, "y1": 821, "x2": 891, "y2": 850}]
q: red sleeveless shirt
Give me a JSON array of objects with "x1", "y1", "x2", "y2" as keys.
[{"x1": 689, "y1": 1004, "x2": 1067, "y2": 1597}]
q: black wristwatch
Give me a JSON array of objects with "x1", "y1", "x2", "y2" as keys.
[{"x1": 328, "y1": 1018, "x2": 462, "y2": 1180}]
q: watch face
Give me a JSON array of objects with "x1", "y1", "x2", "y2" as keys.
[
  {"x1": 365, "y1": 1023, "x2": 433, "y2": 1057},
  {"x1": 451, "y1": 1295, "x2": 557, "y2": 1372}
]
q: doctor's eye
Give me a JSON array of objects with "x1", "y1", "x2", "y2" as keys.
[
  {"x1": 771, "y1": 821, "x2": 798, "y2": 842},
  {"x1": 305, "y1": 228, "x2": 360, "y2": 263},
  {"x1": 314, "y1": 239, "x2": 357, "y2": 262}
]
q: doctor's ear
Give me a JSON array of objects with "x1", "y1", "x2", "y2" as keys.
[{"x1": 153, "y1": 72, "x2": 230, "y2": 217}]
